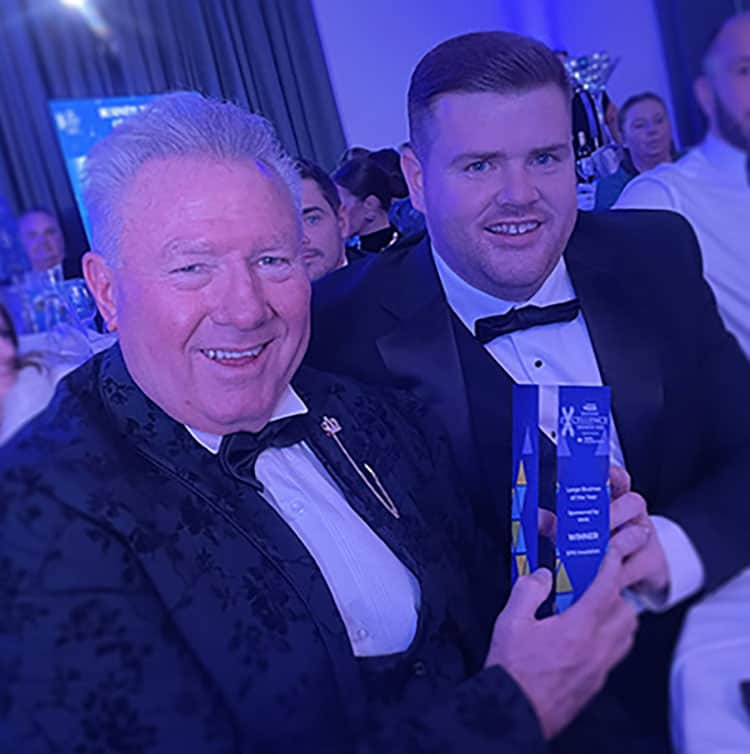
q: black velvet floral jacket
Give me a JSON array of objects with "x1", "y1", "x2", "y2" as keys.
[{"x1": 0, "y1": 345, "x2": 544, "y2": 754}]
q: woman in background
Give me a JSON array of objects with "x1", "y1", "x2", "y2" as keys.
[
  {"x1": 333, "y1": 155, "x2": 406, "y2": 259},
  {"x1": 595, "y1": 92, "x2": 676, "y2": 210},
  {"x1": 0, "y1": 303, "x2": 57, "y2": 444}
]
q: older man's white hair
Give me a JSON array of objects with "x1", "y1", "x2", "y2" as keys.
[{"x1": 83, "y1": 91, "x2": 301, "y2": 264}]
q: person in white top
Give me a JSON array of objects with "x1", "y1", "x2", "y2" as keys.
[{"x1": 615, "y1": 11, "x2": 750, "y2": 356}]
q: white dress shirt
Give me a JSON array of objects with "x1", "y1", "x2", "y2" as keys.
[
  {"x1": 187, "y1": 386, "x2": 420, "y2": 657},
  {"x1": 615, "y1": 133, "x2": 750, "y2": 357},
  {"x1": 433, "y1": 246, "x2": 704, "y2": 609}
]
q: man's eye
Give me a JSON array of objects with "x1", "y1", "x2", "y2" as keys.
[
  {"x1": 304, "y1": 214, "x2": 322, "y2": 226},
  {"x1": 534, "y1": 152, "x2": 556, "y2": 166},
  {"x1": 171, "y1": 264, "x2": 206, "y2": 274},
  {"x1": 466, "y1": 160, "x2": 491, "y2": 174},
  {"x1": 258, "y1": 255, "x2": 288, "y2": 267}
]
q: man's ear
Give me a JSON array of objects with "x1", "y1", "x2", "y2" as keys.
[
  {"x1": 83, "y1": 251, "x2": 118, "y2": 332},
  {"x1": 400, "y1": 145, "x2": 426, "y2": 213},
  {"x1": 694, "y1": 76, "x2": 714, "y2": 122},
  {"x1": 336, "y1": 205, "x2": 347, "y2": 237}
]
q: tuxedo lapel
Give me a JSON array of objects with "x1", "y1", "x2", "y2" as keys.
[
  {"x1": 566, "y1": 216, "x2": 665, "y2": 492},
  {"x1": 295, "y1": 367, "x2": 494, "y2": 672},
  {"x1": 449, "y1": 316, "x2": 514, "y2": 606},
  {"x1": 294, "y1": 367, "x2": 437, "y2": 589},
  {"x1": 374, "y1": 240, "x2": 478, "y2": 487}
]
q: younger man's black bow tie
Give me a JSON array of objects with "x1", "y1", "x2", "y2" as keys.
[
  {"x1": 474, "y1": 298, "x2": 581, "y2": 344},
  {"x1": 219, "y1": 416, "x2": 307, "y2": 491}
]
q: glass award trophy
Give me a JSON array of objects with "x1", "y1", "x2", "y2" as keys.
[{"x1": 511, "y1": 385, "x2": 610, "y2": 612}]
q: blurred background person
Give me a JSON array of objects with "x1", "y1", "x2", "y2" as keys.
[
  {"x1": 368, "y1": 147, "x2": 409, "y2": 197},
  {"x1": 336, "y1": 145, "x2": 370, "y2": 167},
  {"x1": 333, "y1": 146, "x2": 426, "y2": 242},
  {"x1": 297, "y1": 158, "x2": 347, "y2": 281},
  {"x1": 615, "y1": 12, "x2": 750, "y2": 357},
  {"x1": 595, "y1": 92, "x2": 676, "y2": 209},
  {"x1": 0, "y1": 302, "x2": 59, "y2": 444},
  {"x1": 3, "y1": 207, "x2": 98, "y2": 338},
  {"x1": 333, "y1": 155, "x2": 404, "y2": 259},
  {"x1": 388, "y1": 142, "x2": 428, "y2": 240},
  {"x1": 17, "y1": 208, "x2": 67, "y2": 280}
]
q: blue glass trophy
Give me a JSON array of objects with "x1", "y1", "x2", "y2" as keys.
[{"x1": 512, "y1": 385, "x2": 610, "y2": 612}]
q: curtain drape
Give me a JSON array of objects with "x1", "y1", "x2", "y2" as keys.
[{"x1": 0, "y1": 0, "x2": 346, "y2": 262}]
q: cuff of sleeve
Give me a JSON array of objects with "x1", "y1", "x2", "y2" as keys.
[{"x1": 637, "y1": 515, "x2": 705, "y2": 612}]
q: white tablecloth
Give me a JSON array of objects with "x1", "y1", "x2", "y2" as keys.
[
  {"x1": 671, "y1": 569, "x2": 750, "y2": 753},
  {"x1": 18, "y1": 328, "x2": 117, "y2": 367}
]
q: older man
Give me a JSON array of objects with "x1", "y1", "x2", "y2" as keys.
[
  {"x1": 616, "y1": 12, "x2": 750, "y2": 355},
  {"x1": 309, "y1": 31, "x2": 750, "y2": 749},
  {"x1": 0, "y1": 93, "x2": 646, "y2": 754}
]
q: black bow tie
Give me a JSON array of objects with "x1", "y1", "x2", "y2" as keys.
[
  {"x1": 474, "y1": 298, "x2": 581, "y2": 344},
  {"x1": 219, "y1": 415, "x2": 307, "y2": 492}
]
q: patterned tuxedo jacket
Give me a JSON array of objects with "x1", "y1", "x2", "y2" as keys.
[{"x1": 0, "y1": 345, "x2": 545, "y2": 754}]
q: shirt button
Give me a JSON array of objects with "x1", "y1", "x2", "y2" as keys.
[
  {"x1": 534, "y1": 359, "x2": 543, "y2": 368},
  {"x1": 412, "y1": 660, "x2": 428, "y2": 677},
  {"x1": 290, "y1": 501, "x2": 304, "y2": 514},
  {"x1": 355, "y1": 627, "x2": 369, "y2": 641}
]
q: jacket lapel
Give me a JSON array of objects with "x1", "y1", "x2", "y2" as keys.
[
  {"x1": 294, "y1": 367, "x2": 435, "y2": 588},
  {"x1": 374, "y1": 240, "x2": 479, "y2": 487},
  {"x1": 294, "y1": 366, "x2": 486, "y2": 660},
  {"x1": 566, "y1": 215, "x2": 665, "y2": 493}
]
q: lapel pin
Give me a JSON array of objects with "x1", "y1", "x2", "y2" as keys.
[{"x1": 321, "y1": 416, "x2": 400, "y2": 519}]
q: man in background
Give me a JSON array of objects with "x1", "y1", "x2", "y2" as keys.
[
  {"x1": 297, "y1": 158, "x2": 347, "y2": 280},
  {"x1": 616, "y1": 12, "x2": 750, "y2": 355},
  {"x1": 17, "y1": 207, "x2": 67, "y2": 277}
]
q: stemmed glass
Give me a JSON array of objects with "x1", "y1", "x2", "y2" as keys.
[{"x1": 62, "y1": 279, "x2": 98, "y2": 332}]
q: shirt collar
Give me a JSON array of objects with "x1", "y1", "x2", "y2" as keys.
[
  {"x1": 699, "y1": 131, "x2": 749, "y2": 186},
  {"x1": 185, "y1": 384, "x2": 309, "y2": 455},
  {"x1": 432, "y1": 242, "x2": 576, "y2": 333}
]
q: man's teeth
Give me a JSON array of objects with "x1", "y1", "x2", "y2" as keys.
[
  {"x1": 203, "y1": 346, "x2": 264, "y2": 360},
  {"x1": 488, "y1": 221, "x2": 541, "y2": 235}
]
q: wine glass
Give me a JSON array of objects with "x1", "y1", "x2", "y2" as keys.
[{"x1": 62, "y1": 279, "x2": 98, "y2": 331}]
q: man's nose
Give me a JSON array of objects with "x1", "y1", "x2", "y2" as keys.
[
  {"x1": 494, "y1": 165, "x2": 539, "y2": 207},
  {"x1": 213, "y1": 267, "x2": 270, "y2": 328}
]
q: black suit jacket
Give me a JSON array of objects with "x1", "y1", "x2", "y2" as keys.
[
  {"x1": 309, "y1": 209, "x2": 750, "y2": 744},
  {"x1": 0, "y1": 345, "x2": 544, "y2": 754},
  {"x1": 311, "y1": 209, "x2": 750, "y2": 594}
]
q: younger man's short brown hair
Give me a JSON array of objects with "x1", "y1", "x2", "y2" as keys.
[{"x1": 408, "y1": 31, "x2": 570, "y2": 158}]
